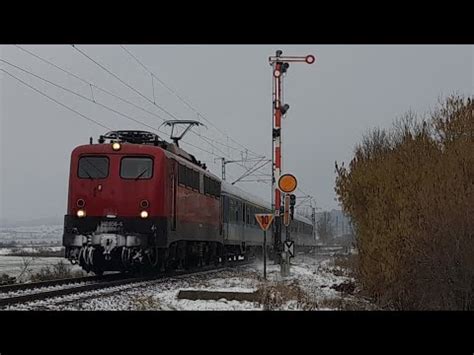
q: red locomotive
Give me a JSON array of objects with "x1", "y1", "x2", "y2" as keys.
[{"x1": 63, "y1": 130, "x2": 314, "y2": 274}]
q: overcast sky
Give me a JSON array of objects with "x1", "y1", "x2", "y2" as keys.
[{"x1": 1, "y1": 45, "x2": 472, "y2": 222}]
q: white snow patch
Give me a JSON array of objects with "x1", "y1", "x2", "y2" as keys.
[{"x1": 5, "y1": 254, "x2": 368, "y2": 311}]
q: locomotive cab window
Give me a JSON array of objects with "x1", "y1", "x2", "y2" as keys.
[
  {"x1": 78, "y1": 156, "x2": 109, "y2": 179},
  {"x1": 120, "y1": 157, "x2": 153, "y2": 179}
]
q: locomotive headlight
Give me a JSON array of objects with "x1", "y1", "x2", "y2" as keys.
[
  {"x1": 112, "y1": 142, "x2": 121, "y2": 151},
  {"x1": 140, "y1": 210, "x2": 149, "y2": 219},
  {"x1": 77, "y1": 209, "x2": 86, "y2": 218}
]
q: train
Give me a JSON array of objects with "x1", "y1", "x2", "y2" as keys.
[{"x1": 62, "y1": 130, "x2": 316, "y2": 274}]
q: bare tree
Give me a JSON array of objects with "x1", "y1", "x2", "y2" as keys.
[{"x1": 17, "y1": 255, "x2": 35, "y2": 282}]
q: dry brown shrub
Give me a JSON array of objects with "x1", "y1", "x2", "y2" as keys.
[
  {"x1": 256, "y1": 281, "x2": 318, "y2": 310},
  {"x1": 132, "y1": 295, "x2": 162, "y2": 310},
  {"x1": 333, "y1": 254, "x2": 359, "y2": 279},
  {"x1": 335, "y1": 95, "x2": 473, "y2": 310},
  {"x1": 30, "y1": 260, "x2": 85, "y2": 282}
]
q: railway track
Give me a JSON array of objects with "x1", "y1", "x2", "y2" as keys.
[
  {"x1": 0, "y1": 272, "x2": 123, "y2": 294},
  {"x1": 0, "y1": 259, "x2": 252, "y2": 309}
]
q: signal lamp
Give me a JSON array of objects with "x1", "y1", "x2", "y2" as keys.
[
  {"x1": 280, "y1": 104, "x2": 290, "y2": 115},
  {"x1": 289, "y1": 194, "x2": 296, "y2": 206},
  {"x1": 140, "y1": 210, "x2": 149, "y2": 219},
  {"x1": 76, "y1": 199, "x2": 85, "y2": 208},
  {"x1": 305, "y1": 55, "x2": 315, "y2": 64},
  {"x1": 112, "y1": 142, "x2": 121, "y2": 151},
  {"x1": 273, "y1": 69, "x2": 281, "y2": 78},
  {"x1": 77, "y1": 209, "x2": 86, "y2": 218}
]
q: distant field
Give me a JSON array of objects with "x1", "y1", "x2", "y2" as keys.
[
  {"x1": 0, "y1": 224, "x2": 63, "y2": 247},
  {"x1": 0, "y1": 246, "x2": 64, "y2": 257}
]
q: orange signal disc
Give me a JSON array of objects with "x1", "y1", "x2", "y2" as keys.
[{"x1": 278, "y1": 174, "x2": 297, "y2": 193}]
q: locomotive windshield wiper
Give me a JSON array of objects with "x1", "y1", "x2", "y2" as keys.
[
  {"x1": 134, "y1": 168, "x2": 149, "y2": 180},
  {"x1": 80, "y1": 167, "x2": 94, "y2": 180},
  {"x1": 83, "y1": 158, "x2": 107, "y2": 177}
]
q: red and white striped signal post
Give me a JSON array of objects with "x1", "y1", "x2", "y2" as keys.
[{"x1": 268, "y1": 50, "x2": 315, "y2": 275}]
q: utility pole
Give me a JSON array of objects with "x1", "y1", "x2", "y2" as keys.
[
  {"x1": 216, "y1": 157, "x2": 226, "y2": 180},
  {"x1": 215, "y1": 157, "x2": 267, "y2": 181},
  {"x1": 268, "y1": 50, "x2": 315, "y2": 276}
]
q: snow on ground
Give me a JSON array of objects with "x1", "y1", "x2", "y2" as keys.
[
  {"x1": 0, "y1": 223, "x2": 365, "y2": 310},
  {"x1": 242, "y1": 255, "x2": 357, "y2": 308},
  {"x1": 0, "y1": 223, "x2": 72, "y2": 280},
  {"x1": 6, "y1": 253, "x2": 373, "y2": 311}
]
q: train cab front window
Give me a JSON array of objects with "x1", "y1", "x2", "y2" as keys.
[
  {"x1": 78, "y1": 156, "x2": 109, "y2": 179},
  {"x1": 120, "y1": 157, "x2": 153, "y2": 180}
]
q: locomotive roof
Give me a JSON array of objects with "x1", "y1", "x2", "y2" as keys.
[
  {"x1": 72, "y1": 142, "x2": 221, "y2": 180},
  {"x1": 95, "y1": 130, "x2": 208, "y2": 169}
]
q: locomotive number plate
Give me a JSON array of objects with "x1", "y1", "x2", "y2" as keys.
[{"x1": 97, "y1": 221, "x2": 123, "y2": 233}]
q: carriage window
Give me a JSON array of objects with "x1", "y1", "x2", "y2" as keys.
[
  {"x1": 78, "y1": 156, "x2": 109, "y2": 179},
  {"x1": 120, "y1": 157, "x2": 153, "y2": 179}
]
